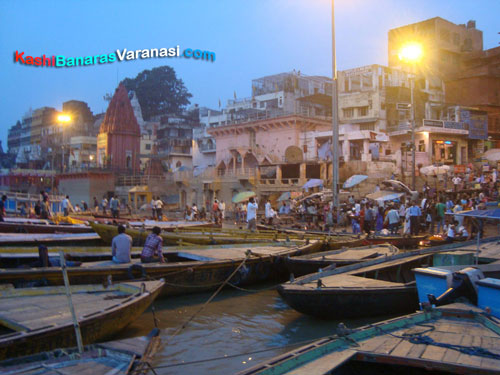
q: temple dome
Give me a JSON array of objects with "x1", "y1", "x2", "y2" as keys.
[{"x1": 99, "y1": 84, "x2": 140, "y2": 135}]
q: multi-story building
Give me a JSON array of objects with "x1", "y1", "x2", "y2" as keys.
[
  {"x1": 68, "y1": 136, "x2": 97, "y2": 170},
  {"x1": 445, "y1": 46, "x2": 500, "y2": 143},
  {"x1": 156, "y1": 108, "x2": 199, "y2": 171},
  {"x1": 388, "y1": 17, "x2": 483, "y2": 78},
  {"x1": 386, "y1": 17, "x2": 488, "y2": 173}
]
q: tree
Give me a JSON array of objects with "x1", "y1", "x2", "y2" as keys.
[{"x1": 121, "y1": 66, "x2": 192, "y2": 120}]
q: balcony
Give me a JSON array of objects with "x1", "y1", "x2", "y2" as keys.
[{"x1": 387, "y1": 119, "x2": 469, "y2": 136}]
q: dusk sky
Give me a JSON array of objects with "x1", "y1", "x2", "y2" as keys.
[{"x1": 1, "y1": 0, "x2": 499, "y2": 146}]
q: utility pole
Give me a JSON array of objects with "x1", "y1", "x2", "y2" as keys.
[{"x1": 331, "y1": 0, "x2": 340, "y2": 213}]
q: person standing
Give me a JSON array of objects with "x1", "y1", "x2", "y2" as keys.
[
  {"x1": 409, "y1": 201, "x2": 422, "y2": 236},
  {"x1": 247, "y1": 197, "x2": 258, "y2": 232},
  {"x1": 141, "y1": 226, "x2": 165, "y2": 263},
  {"x1": 212, "y1": 199, "x2": 219, "y2": 224},
  {"x1": 219, "y1": 200, "x2": 226, "y2": 221},
  {"x1": 452, "y1": 175, "x2": 461, "y2": 193},
  {"x1": 101, "y1": 196, "x2": 108, "y2": 215},
  {"x1": 111, "y1": 225, "x2": 132, "y2": 264},
  {"x1": 364, "y1": 203, "x2": 373, "y2": 235},
  {"x1": 93, "y1": 197, "x2": 99, "y2": 213},
  {"x1": 385, "y1": 205, "x2": 400, "y2": 234},
  {"x1": 41, "y1": 198, "x2": 51, "y2": 219},
  {"x1": 155, "y1": 197, "x2": 164, "y2": 221},
  {"x1": 110, "y1": 195, "x2": 119, "y2": 219},
  {"x1": 62, "y1": 195, "x2": 71, "y2": 217},
  {"x1": 151, "y1": 197, "x2": 157, "y2": 219},
  {"x1": 192, "y1": 203, "x2": 198, "y2": 220},
  {"x1": 265, "y1": 200, "x2": 273, "y2": 225},
  {"x1": 435, "y1": 199, "x2": 446, "y2": 234},
  {"x1": 0, "y1": 195, "x2": 6, "y2": 222}
]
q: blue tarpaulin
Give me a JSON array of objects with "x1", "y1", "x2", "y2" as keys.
[
  {"x1": 302, "y1": 179, "x2": 323, "y2": 189},
  {"x1": 343, "y1": 175, "x2": 368, "y2": 189},
  {"x1": 454, "y1": 208, "x2": 500, "y2": 220}
]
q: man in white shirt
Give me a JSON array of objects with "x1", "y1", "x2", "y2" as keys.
[
  {"x1": 101, "y1": 197, "x2": 108, "y2": 215},
  {"x1": 111, "y1": 225, "x2": 132, "y2": 263},
  {"x1": 219, "y1": 200, "x2": 226, "y2": 220},
  {"x1": 247, "y1": 197, "x2": 258, "y2": 232},
  {"x1": 155, "y1": 198, "x2": 163, "y2": 220},
  {"x1": 62, "y1": 195, "x2": 70, "y2": 216},
  {"x1": 452, "y1": 176, "x2": 461, "y2": 192},
  {"x1": 265, "y1": 200, "x2": 273, "y2": 225}
]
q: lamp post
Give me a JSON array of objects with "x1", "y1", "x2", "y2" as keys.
[
  {"x1": 57, "y1": 114, "x2": 71, "y2": 173},
  {"x1": 398, "y1": 42, "x2": 423, "y2": 191},
  {"x1": 331, "y1": 0, "x2": 340, "y2": 214}
]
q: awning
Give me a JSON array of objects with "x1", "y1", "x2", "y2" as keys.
[
  {"x1": 366, "y1": 191, "x2": 404, "y2": 202},
  {"x1": 343, "y1": 175, "x2": 368, "y2": 189},
  {"x1": 302, "y1": 179, "x2": 324, "y2": 189}
]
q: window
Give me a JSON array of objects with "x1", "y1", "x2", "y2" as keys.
[
  {"x1": 453, "y1": 32, "x2": 460, "y2": 45},
  {"x1": 358, "y1": 106, "x2": 368, "y2": 116},
  {"x1": 439, "y1": 28, "x2": 451, "y2": 42},
  {"x1": 145, "y1": 144, "x2": 151, "y2": 150},
  {"x1": 343, "y1": 108, "x2": 353, "y2": 118},
  {"x1": 344, "y1": 79, "x2": 349, "y2": 92},
  {"x1": 418, "y1": 140, "x2": 426, "y2": 152},
  {"x1": 360, "y1": 123, "x2": 374, "y2": 131}
]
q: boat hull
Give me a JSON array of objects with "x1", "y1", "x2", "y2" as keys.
[
  {"x1": 0, "y1": 222, "x2": 92, "y2": 234},
  {"x1": 0, "y1": 243, "x2": 323, "y2": 297},
  {"x1": 278, "y1": 284, "x2": 418, "y2": 319},
  {"x1": 0, "y1": 281, "x2": 163, "y2": 360}
]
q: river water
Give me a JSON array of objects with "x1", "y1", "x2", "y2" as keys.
[{"x1": 115, "y1": 284, "x2": 397, "y2": 374}]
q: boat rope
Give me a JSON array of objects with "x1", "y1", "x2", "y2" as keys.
[
  {"x1": 163, "y1": 250, "x2": 253, "y2": 345},
  {"x1": 370, "y1": 323, "x2": 500, "y2": 360},
  {"x1": 147, "y1": 336, "x2": 324, "y2": 370},
  {"x1": 226, "y1": 282, "x2": 279, "y2": 292}
]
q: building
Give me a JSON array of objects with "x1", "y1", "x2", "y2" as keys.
[
  {"x1": 445, "y1": 46, "x2": 500, "y2": 143},
  {"x1": 386, "y1": 17, "x2": 488, "y2": 174},
  {"x1": 388, "y1": 17, "x2": 483, "y2": 78},
  {"x1": 97, "y1": 84, "x2": 141, "y2": 173},
  {"x1": 156, "y1": 108, "x2": 199, "y2": 171},
  {"x1": 68, "y1": 136, "x2": 97, "y2": 170}
]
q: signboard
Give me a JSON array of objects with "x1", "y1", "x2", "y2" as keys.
[
  {"x1": 461, "y1": 109, "x2": 488, "y2": 140},
  {"x1": 397, "y1": 103, "x2": 411, "y2": 111},
  {"x1": 423, "y1": 119, "x2": 444, "y2": 128},
  {"x1": 454, "y1": 165, "x2": 465, "y2": 173}
]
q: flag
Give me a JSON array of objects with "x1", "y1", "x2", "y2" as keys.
[{"x1": 234, "y1": 91, "x2": 237, "y2": 100}]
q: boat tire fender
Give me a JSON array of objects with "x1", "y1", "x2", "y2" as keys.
[{"x1": 128, "y1": 264, "x2": 147, "y2": 280}]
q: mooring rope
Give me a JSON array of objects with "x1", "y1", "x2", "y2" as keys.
[{"x1": 163, "y1": 250, "x2": 254, "y2": 345}]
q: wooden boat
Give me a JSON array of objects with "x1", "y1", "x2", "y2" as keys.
[
  {"x1": 128, "y1": 219, "x2": 217, "y2": 231},
  {"x1": 0, "y1": 242, "x2": 300, "y2": 267},
  {"x1": 284, "y1": 243, "x2": 400, "y2": 277},
  {"x1": 0, "y1": 220, "x2": 92, "y2": 234},
  {"x1": 238, "y1": 303, "x2": 500, "y2": 375},
  {"x1": 0, "y1": 328, "x2": 161, "y2": 374},
  {"x1": 0, "y1": 232, "x2": 102, "y2": 247},
  {"x1": 91, "y1": 222, "x2": 364, "y2": 247},
  {"x1": 277, "y1": 238, "x2": 500, "y2": 320},
  {"x1": 362, "y1": 234, "x2": 427, "y2": 249},
  {"x1": 0, "y1": 280, "x2": 164, "y2": 360},
  {"x1": 0, "y1": 242, "x2": 323, "y2": 297}
]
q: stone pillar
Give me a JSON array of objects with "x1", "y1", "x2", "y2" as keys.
[
  {"x1": 363, "y1": 140, "x2": 370, "y2": 161},
  {"x1": 300, "y1": 163, "x2": 306, "y2": 181},
  {"x1": 241, "y1": 152, "x2": 245, "y2": 174},
  {"x1": 320, "y1": 162, "x2": 327, "y2": 181},
  {"x1": 233, "y1": 155, "x2": 236, "y2": 174},
  {"x1": 276, "y1": 165, "x2": 282, "y2": 183},
  {"x1": 343, "y1": 139, "x2": 350, "y2": 162}
]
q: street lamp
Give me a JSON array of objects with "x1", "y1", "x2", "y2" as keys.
[
  {"x1": 398, "y1": 42, "x2": 423, "y2": 191},
  {"x1": 57, "y1": 114, "x2": 71, "y2": 172},
  {"x1": 331, "y1": 0, "x2": 340, "y2": 216}
]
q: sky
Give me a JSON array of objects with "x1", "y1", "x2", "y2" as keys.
[{"x1": 1, "y1": 0, "x2": 499, "y2": 147}]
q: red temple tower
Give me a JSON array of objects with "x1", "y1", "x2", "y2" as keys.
[{"x1": 97, "y1": 84, "x2": 141, "y2": 173}]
